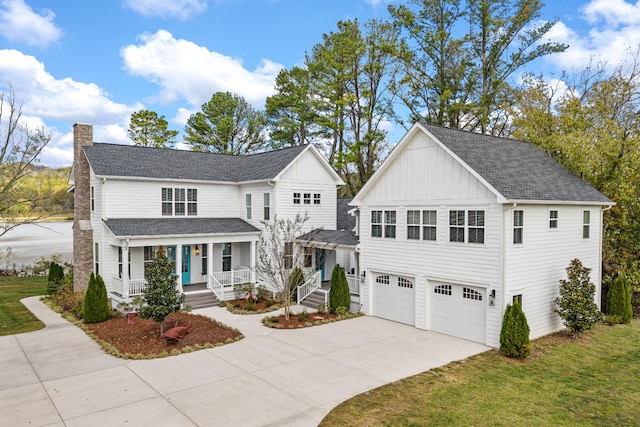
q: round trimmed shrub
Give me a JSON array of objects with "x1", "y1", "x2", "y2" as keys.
[{"x1": 499, "y1": 300, "x2": 530, "y2": 359}]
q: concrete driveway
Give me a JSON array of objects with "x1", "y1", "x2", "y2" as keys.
[{"x1": 1, "y1": 297, "x2": 489, "y2": 426}]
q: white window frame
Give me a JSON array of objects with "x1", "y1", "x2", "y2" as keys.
[
  {"x1": 407, "y1": 209, "x2": 437, "y2": 241},
  {"x1": 583, "y1": 210, "x2": 590, "y2": 239},
  {"x1": 549, "y1": 210, "x2": 558, "y2": 229},
  {"x1": 468, "y1": 210, "x2": 485, "y2": 244},
  {"x1": 187, "y1": 189, "x2": 197, "y2": 216},
  {"x1": 371, "y1": 210, "x2": 382, "y2": 238},
  {"x1": 313, "y1": 193, "x2": 321, "y2": 205},
  {"x1": 263, "y1": 193, "x2": 270, "y2": 220},
  {"x1": 94, "y1": 242, "x2": 99, "y2": 274},
  {"x1": 384, "y1": 210, "x2": 397, "y2": 238},
  {"x1": 449, "y1": 210, "x2": 465, "y2": 243},
  {"x1": 246, "y1": 193, "x2": 252, "y2": 219},
  {"x1": 90, "y1": 186, "x2": 95, "y2": 211},
  {"x1": 513, "y1": 210, "x2": 524, "y2": 244},
  {"x1": 303, "y1": 193, "x2": 311, "y2": 205},
  {"x1": 293, "y1": 192, "x2": 301, "y2": 204},
  {"x1": 174, "y1": 188, "x2": 185, "y2": 215},
  {"x1": 162, "y1": 188, "x2": 173, "y2": 216}
]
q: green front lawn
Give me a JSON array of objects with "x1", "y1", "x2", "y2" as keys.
[
  {"x1": 321, "y1": 320, "x2": 640, "y2": 426},
  {"x1": 0, "y1": 276, "x2": 46, "y2": 336}
]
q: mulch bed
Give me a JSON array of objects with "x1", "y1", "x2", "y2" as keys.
[
  {"x1": 263, "y1": 312, "x2": 340, "y2": 328},
  {"x1": 226, "y1": 298, "x2": 281, "y2": 314},
  {"x1": 84, "y1": 311, "x2": 242, "y2": 358}
]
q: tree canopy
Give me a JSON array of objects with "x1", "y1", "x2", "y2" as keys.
[{"x1": 128, "y1": 109, "x2": 178, "y2": 148}]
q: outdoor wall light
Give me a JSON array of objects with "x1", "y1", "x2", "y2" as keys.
[
  {"x1": 195, "y1": 245, "x2": 200, "y2": 255},
  {"x1": 489, "y1": 289, "x2": 496, "y2": 306}
]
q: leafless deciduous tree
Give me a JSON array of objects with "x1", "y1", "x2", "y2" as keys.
[
  {"x1": 256, "y1": 213, "x2": 311, "y2": 320},
  {"x1": 0, "y1": 84, "x2": 52, "y2": 237}
]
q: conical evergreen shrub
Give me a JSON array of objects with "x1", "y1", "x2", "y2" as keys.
[
  {"x1": 47, "y1": 261, "x2": 64, "y2": 295},
  {"x1": 606, "y1": 276, "x2": 633, "y2": 324},
  {"x1": 329, "y1": 265, "x2": 350, "y2": 314},
  {"x1": 288, "y1": 267, "x2": 305, "y2": 302},
  {"x1": 83, "y1": 272, "x2": 110, "y2": 323},
  {"x1": 499, "y1": 300, "x2": 530, "y2": 359}
]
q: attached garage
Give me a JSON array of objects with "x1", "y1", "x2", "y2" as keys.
[
  {"x1": 429, "y1": 281, "x2": 486, "y2": 343},
  {"x1": 372, "y1": 272, "x2": 415, "y2": 325}
]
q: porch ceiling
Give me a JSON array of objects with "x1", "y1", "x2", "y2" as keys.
[{"x1": 103, "y1": 217, "x2": 260, "y2": 239}]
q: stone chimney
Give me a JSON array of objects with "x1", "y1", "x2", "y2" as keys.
[{"x1": 73, "y1": 123, "x2": 94, "y2": 291}]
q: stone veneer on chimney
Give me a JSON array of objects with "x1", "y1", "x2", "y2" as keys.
[{"x1": 73, "y1": 123, "x2": 94, "y2": 291}]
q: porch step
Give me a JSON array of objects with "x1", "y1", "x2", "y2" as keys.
[
  {"x1": 300, "y1": 289, "x2": 327, "y2": 310},
  {"x1": 183, "y1": 291, "x2": 219, "y2": 309}
]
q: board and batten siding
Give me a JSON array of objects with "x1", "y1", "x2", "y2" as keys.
[
  {"x1": 357, "y1": 131, "x2": 495, "y2": 205},
  {"x1": 239, "y1": 182, "x2": 274, "y2": 228},
  {"x1": 503, "y1": 204, "x2": 604, "y2": 340}
]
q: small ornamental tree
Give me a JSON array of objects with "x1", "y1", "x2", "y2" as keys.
[
  {"x1": 83, "y1": 272, "x2": 110, "y2": 323},
  {"x1": 555, "y1": 258, "x2": 603, "y2": 336},
  {"x1": 499, "y1": 301, "x2": 530, "y2": 359},
  {"x1": 140, "y1": 246, "x2": 184, "y2": 334},
  {"x1": 329, "y1": 265, "x2": 350, "y2": 314},
  {"x1": 606, "y1": 275, "x2": 633, "y2": 324}
]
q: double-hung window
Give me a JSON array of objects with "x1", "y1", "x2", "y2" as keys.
[
  {"x1": 201, "y1": 244, "x2": 208, "y2": 275},
  {"x1": 223, "y1": 243, "x2": 232, "y2": 271},
  {"x1": 423, "y1": 210, "x2": 437, "y2": 241},
  {"x1": 549, "y1": 210, "x2": 558, "y2": 229},
  {"x1": 246, "y1": 194, "x2": 252, "y2": 219},
  {"x1": 174, "y1": 188, "x2": 185, "y2": 215},
  {"x1": 384, "y1": 211, "x2": 397, "y2": 238},
  {"x1": 371, "y1": 210, "x2": 383, "y2": 237},
  {"x1": 513, "y1": 210, "x2": 524, "y2": 244},
  {"x1": 314, "y1": 193, "x2": 321, "y2": 205},
  {"x1": 293, "y1": 192, "x2": 301, "y2": 204},
  {"x1": 449, "y1": 210, "x2": 465, "y2": 242},
  {"x1": 187, "y1": 189, "x2": 197, "y2": 215},
  {"x1": 468, "y1": 210, "x2": 485, "y2": 244},
  {"x1": 162, "y1": 188, "x2": 173, "y2": 215},
  {"x1": 407, "y1": 210, "x2": 421, "y2": 240},
  {"x1": 263, "y1": 193, "x2": 270, "y2": 220},
  {"x1": 303, "y1": 193, "x2": 311, "y2": 204},
  {"x1": 583, "y1": 210, "x2": 590, "y2": 239}
]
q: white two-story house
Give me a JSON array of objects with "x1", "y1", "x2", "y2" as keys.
[
  {"x1": 351, "y1": 123, "x2": 613, "y2": 348},
  {"x1": 70, "y1": 123, "x2": 344, "y2": 308}
]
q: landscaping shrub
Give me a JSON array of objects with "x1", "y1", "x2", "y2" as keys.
[
  {"x1": 499, "y1": 301, "x2": 530, "y2": 359},
  {"x1": 47, "y1": 261, "x2": 64, "y2": 295},
  {"x1": 83, "y1": 272, "x2": 110, "y2": 323},
  {"x1": 605, "y1": 276, "x2": 633, "y2": 324},
  {"x1": 298, "y1": 310, "x2": 309, "y2": 322},
  {"x1": 329, "y1": 265, "x2": 350, "y2": 313},
  {"x1": 51, "y1": 272, "x2": 85, "y2": 318},
  {"x1": 555, "y1": 258, "x2": 602, "y2": 336}
]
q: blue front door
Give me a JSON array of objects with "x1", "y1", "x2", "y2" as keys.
[
  {"x1": 316, "y1": 248, "x2": 326, "y2": 280},
  {"x1": 182, "y1": 245, "x2": 191, "y2": 285}
]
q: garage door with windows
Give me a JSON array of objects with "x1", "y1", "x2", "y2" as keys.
[
  {"x1": 372, "y1": 273, "x2": 415, "y2": 325},
  {"x1": 430, "y1": 282, "x2": 486, "y2": 343}
]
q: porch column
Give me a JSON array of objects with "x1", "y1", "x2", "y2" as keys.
[
  {"x1": 176, "y1": 244, "x2": 183, "y2": 293},
  {"x1": 250, "y1": 240, "x2": 256, "y2": 283},
  {"x1": 122, "y1": 242, "x2": 130, "y2": 299},
  {"x1": 207, "y1": 243, "x2": 213, "y2": 288}
]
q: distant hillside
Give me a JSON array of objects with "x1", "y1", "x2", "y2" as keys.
[{"x1": 4, "y1": 166, "x2": 73, "y2": 219}]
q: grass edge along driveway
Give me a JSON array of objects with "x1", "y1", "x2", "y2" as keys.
[
  {"x1": 0, "y1": 276, "x2": 46, "y2": 336},
  {"x1": 321, "y1": 319, "x2": 640, "y2": 427}
]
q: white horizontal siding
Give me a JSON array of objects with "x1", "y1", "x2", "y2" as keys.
[{"x1": 504, "y1": 205, "x2": 603, "y2": 339}]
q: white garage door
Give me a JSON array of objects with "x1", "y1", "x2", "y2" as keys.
[
  {"x1": 372, "y1": 273, "x2": 415, "y2": 325},
  {"x1": 430, "y1": 282, "x2": 486, "y2": 343}
]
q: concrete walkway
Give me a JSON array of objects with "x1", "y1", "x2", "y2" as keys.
[{"x1": 1, "y1": 297, "x2": 489, "y2": 426}]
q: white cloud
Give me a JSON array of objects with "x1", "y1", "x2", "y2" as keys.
[
  {"x1": 122, "y1": 0, "x2": 207, "y2": 21},
  {"x1": 0, "y1": 0, "x2": 62, "y2": 47},
  {"x1": 0, "y1": 49, "x2": 142, "y2": 167},
  {"x1": 544, "y1": 1, "x2": 640, "y2": 72},
  {"x1": 582, "y1": 0, "x2": 640, "y2": 26},
  {"x1": 120, "y1": 30, "x2": 283, "y2": 109}
]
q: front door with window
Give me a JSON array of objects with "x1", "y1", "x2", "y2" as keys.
[
  {"x1": 182, "y1": 245, "x2": 191, "y2": 285},
  {"x1": 316, "y1": 248, "x2": 326, "y2": 280}
]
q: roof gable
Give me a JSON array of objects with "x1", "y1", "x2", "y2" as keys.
[
  {"x1": 353, "y1": 123, "x2": 612, "y2": 205},
  {"x1": 83, "y1": 143, "x2": 308, "y2": 183}
]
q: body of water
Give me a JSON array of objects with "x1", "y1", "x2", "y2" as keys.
[{"x1": 0, "y1": 221, "x2": 73, "y2": 270}]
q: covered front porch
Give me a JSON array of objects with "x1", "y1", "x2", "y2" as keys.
[{"x1": 102, "y1": 217, "x2": 261, "y2": 307}]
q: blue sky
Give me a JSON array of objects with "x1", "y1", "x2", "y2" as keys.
[{"x1": 1, "y1": 0, "x2": 640, "y2": 168}]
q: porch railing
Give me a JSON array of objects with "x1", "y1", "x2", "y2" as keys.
[
  {"x1": 211, "y1": 268, "x2": 251, "y2": 286},
  {"x1": 346, "y1": 274, "x2": 359, "y2": 295},
  {"x1": 208, "y1": 274, "x2": 223, "y2": 300},
  {"x1": 111, "y1": 276, "x2": 148, "y2": 298},
  {"x1": 297, "y1": 270, "x2": 321, "y2": 304}
]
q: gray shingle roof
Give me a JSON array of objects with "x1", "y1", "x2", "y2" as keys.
[
  {"x1": 84, "y1": 143, "x2": 308, "y2": 182},
  {"x1": 423, "y1": 124, "x2": 612, "y2": 203},
  {"x1": 103, "y1": 218, "x2": 260, "y2": 238},
  {"x1": 299, "y1": 197, "x2": 358, "y2": 247}
]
